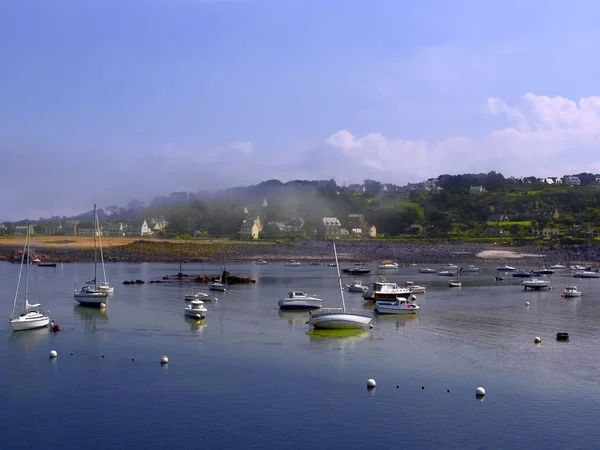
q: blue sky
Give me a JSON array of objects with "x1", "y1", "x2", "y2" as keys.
[{"x1": 2, "y1": 0, "x2": 600, "y2": 220}]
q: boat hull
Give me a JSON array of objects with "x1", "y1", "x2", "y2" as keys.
[
  {"x1": 522, "y1": 280, "x2": 551, "y2": 290},
  {"x1": 184, "y1": 308, "x2": 207, "y2": 319},
  {"x1": 307, "y1": 312, "x2": 372, "y2": 330},
  {"x1": 574, "y1": 271, "x2": 600, "y2": 278},
  {"x1": 10, "y1": 313, "x2": 50, "y2": 331},
  {"x1": 74, "y1": 292, "x2": 108, "y2": 307},
  {"x1": 563, "y1": 292, "x2": 582, "y2": 297},
  {"x1": 208, "y1": 284, "x2": 227, "y2": 291}
]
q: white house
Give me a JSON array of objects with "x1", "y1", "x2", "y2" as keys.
[{"x1": 240, "y1": 216, "x2": 262, "y2": 239}]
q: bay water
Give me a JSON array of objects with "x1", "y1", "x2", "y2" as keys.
[{"x1": 2, "y1": 261, "x2": 600, "y2": 449}]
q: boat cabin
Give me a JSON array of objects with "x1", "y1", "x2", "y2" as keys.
[{"x1": 288, "y1": 291, "x2": 308, "y2": 298}]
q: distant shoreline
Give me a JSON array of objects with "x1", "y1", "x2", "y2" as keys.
[{"x1": 0, "y1": 237, "x2": 597, "y2": 265}]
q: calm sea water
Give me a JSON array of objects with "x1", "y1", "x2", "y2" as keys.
[{"x1": 2, "y1": 261, "x2": 600, "y2": 449}]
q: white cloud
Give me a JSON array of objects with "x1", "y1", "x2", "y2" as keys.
[
  {"x1": 325, "y1": 93, "x2": 600, "y2": 180},
  {"x1": 229, "y1": 140, "x2": 253, "y2": 153}
]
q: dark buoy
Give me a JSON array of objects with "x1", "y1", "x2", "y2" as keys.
[
  {"x1": 447, "y1": 389, "x2": 450, "y2": 393},
  {"x1": 556, "y1": 332, "x2": 569, "y2": 342},
  {"x1": 396, "y1": 385, "x2": 399, "y2": 389},
  {"x1": 421, "y1": 385, "x2": 425, "y2": 390}
]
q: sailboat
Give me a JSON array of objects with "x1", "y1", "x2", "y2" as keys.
[
  {"x1": 95, "y1": 210, "x2": 114, "y2": 294},
  {"x1": 9, "y1": 224, "x2": 51, "y2": 331},
  {"x1": 448, "y1": 267, "x2": 462, "y2": 287},
  {"x1": 74, "y1": 205, "x2": 109, "y2": 307},
  {"x1": 307, "y1": 241, "x2": 373, "y2": 330}
]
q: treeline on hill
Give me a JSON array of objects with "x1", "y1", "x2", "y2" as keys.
[{"x1": 4, "y1": 172, "x2": 600, "y2": 241}]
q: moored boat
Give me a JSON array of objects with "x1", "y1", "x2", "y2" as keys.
[
  {"x1": 345, "y1": 280, "x2": 368, "y2": 293},
  {"x1": 363, "y1": 278, "x2": 411, "y2": 301},
  {"x1": 522, "y1": 278, "x2": 551, "y2": 290},
  {"x1": 278, "y1": 291, "x2": 323, "y2": 310},
  {"x1": 184, "y1": 300, "x2": 207, "y2": 319},
  {"x1": 375, "y1": 295, "x2": 420, "y2": 315},
  {"x1": 562, "y1": 285, "x2": 582, "y2": 297}
]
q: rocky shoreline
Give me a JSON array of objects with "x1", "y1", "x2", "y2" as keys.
[{"x1": 0, "y1": 239, "x2": 598, "y2": 265}]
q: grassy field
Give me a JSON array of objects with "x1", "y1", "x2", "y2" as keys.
[{"x1": 486, "y1": 221, "x2": 532, "y2": 227}]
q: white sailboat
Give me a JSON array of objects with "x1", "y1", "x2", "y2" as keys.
[
  {"x1": 95, "y1": 211, "x2": 114, "y2": 294},
  {"x1": 307, "y1": 242, "x2": 373, "y2": 330},
  {"x1": 10, "y1": 225, "x2": 51, "y2": 331},
  {"x1": 74, "y1": 205, "x2": 109, "y2": 307}
]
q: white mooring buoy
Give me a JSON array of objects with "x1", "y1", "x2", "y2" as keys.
[
  {"x1": 100, "y1": 303, "x2": 106, "y2": 309},
  {"x1": 367, "y1": 378, "x2": 376, "y2": 388},
  {"x1": 534, "y1": 336, "x2": 541, "y2": 344},
  {"x1": 476, "y1": 387, "x2": 486, "y2": 397},
  {"x1": 160, "y1": 355, "x2": 169, "y2": 365},
  {"x1": 49, "y1": 350, "x2": 58, "y2": 358},
  {"x1": 525, "y1": 301, "x2": 530, "y2": 307}
]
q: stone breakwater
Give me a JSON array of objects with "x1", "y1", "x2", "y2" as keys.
[{"x1": 0, "y1": 240, "x2": 598, "y2": 264}]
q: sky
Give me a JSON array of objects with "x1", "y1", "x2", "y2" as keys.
[{"x1": 2, "y1": 0, "x2": 600, "y2": 220}]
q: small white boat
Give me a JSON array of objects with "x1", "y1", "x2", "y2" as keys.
[
  {"x1": 522, "y1": 279, "x2": 551, "y2": 290},
  {"x1": 460, "y1": 265, "x2": 481, "y2": 272},
  {"x1": 550, "y1": 264, "x2": 566, "y2": 269},
  {"x1": 98, "y1": 281, "x2": 114, "y2": 294},
  {"x1": 570, "y1": 264, "x2": 590, "y2": 271},
  {"x1": 10, "y1": 225, "x2": 51, "y2": 331},
  {"x1": 497, "y1": 264, "x2": 516, "y2": 271},
  {"x1": 448, "y1": 280, "x2": 462, "y2": 288},
  {"x1": 438, "y1": 270, "x2": 454, "y2": 277},
  {"x1": 307, "y1": 242, "x2": 373, "y2": 330},
  {"x1": 184, "y1": 292, "x2": 209, "y2": 301},
  {"x1": 418, "y1": 268, "x2": 437, "y2": 274},
  {"x1": 378, "y1": 261, "x2": 399, "y2": 269},
  {"x1": 184, "y1": 299, "x2": 207, "y2": 319},
  {"x1": 284, "y1": 260, "x2": 301, "y2": 267},
  {"x1": 562, "y1": 285, "x2": 582, "y2": 297},
  {"x1": 254, "y1": 260, "x2": 268, "y2": 265},
  {"x1": 345, "y1": 280, "x2": 368, "y2": 293},
  {"x1": 574, "y1": 270, "x2": 600, "y2": 279},
  {"x1": 278, "y1": 290, "x2": 323, "y2": 310},
  {"x1": 442, "y1": 263, "x2": 459, "y2": 271},
  {"x1": 404, "y1": 281, "x2": 426, "y2": 294},
  {"x1": 375, "y1": 295, "x2": 420, "y2": 315},
  {"x1": 208, "y1": 281, "x2": 227, "y2": 291}
]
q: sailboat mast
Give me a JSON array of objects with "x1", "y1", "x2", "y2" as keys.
[
  {"x1": 333, "y1": 241, "x2": 347, "y2": 313},
  {"x1": 93, "y1": 204, "x2": 97, "y2": 288},
  {"x1": 24, "y1": 224, "x2": 30, "y2": 310}
]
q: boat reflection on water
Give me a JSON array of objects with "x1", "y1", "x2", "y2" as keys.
[
  {"x1": 278, "y1": 310, "x2": 311, "y2": 329},
  {"x1": 73, "y1": 305, "x2": 108, "y2": 332},
  {"x1": 307, "y1": 328, "x2": 370, "y2": 348},
  {"x1": 184, "y1": 317, "x2": 207, "y2": 332},
  {"x1": 8, "y1": 327, "x2": 50, "y2": 352},
  {"x1": 373, "y1": 313, "x2": 419, "y2": 331}
]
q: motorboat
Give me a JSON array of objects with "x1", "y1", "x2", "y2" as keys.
[
  {"x1": 442, "y1": 264, "x2": 459, "y2": 271},
  {"x1": 531, "y1": 267, "x2": 555, "y2": 275},
  {"x1": 460, "y1": 265, "x2": 481, "y2": 272},
  {"x1": 497, "y1": 264, "x2": 516, "y2": 271},
  {"x1": 404, "y1": 281, "x2": 426, "y2": 294},
  {"x1": 184, "y1": 292, "x2": 209, "y2": 301},
  {"x1": 184, "y1": 300, "x2": 207, "y2": 319},
  {"x1": 254, "y1": 260, "x2": 268, "y2": 265},
  {"x1": 521, "y1": 278, "x2": 551, "y2": 290},
  {"x1": 363, "y1": 278, "x2": 411, "y2": 301},
  {"x1": 278, "y1": 291, "x2": 323, "y2": 310},
  {"x1": 307, "y1": 242, "x2": 373, "y2": 330},
  {"x1": 208, "y1": 281, "x2": 227, "y2": 291},
  {"x1": 341, "y1": 263, "x2": 371, "y2": 275},
  {"x1": 570, "y1": 264, "x2": 591, "y2": 271},
  {"x1": 438, "y1": 270, "x2": 455, "y2": 277},
  {"x1": 284, "y1": 260, "x2": 301, "y2": 267},
  {"x1": 512, "y1": 270, "x2": 531, "y2": 278},
  {"x1": 98, "y1": 281, "x2": 115, "y2": 294},
  {"x1": 562, "y1": 285, "x2": 582, "y2": 297},
  {"x1": 378, "y1": 261, "x2": 399, "y2": 269},
  {"x1": 550, "y1": 264, "x2": 566, "y2": 269},
  {"x1": 574, "y1": 270, "x2": 600, "y2": 279},
  {"x1": 418, "y1": 268, "x2": 437, "y2": 274},
  {"x1": 345, "y1": 280, "x2": 368, "y2": 293},
  {"x1": 448, "y1": 280, "x2": 462, "y2": 288},
  {"x1": 375, "y1": 295, "x2": 420, "y2": 315}
]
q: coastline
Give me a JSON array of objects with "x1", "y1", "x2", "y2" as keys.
[{"x1": 0, "y1": 237, "x2": 598, "y2": 265}]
